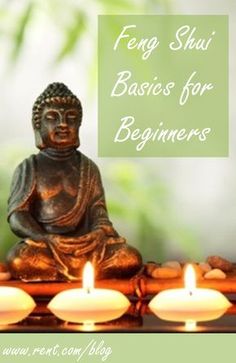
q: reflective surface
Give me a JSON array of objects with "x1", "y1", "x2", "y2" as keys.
[{"x1": 1, "y1": 295, "x2": 236, "y2": 333}]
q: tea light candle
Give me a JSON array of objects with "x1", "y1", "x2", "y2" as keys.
[
  {"x1": 48, "y1": 262, "x2": 130, "y2": 323},
  {"x1": 0, "y1": 287, "x2": 36, "y2": 325},
  {"x1": 149, "y1": 264, "x2": 231, "y2": 322}
]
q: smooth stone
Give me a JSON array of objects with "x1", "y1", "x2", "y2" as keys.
[
  {"x1": 204, "y1": 268, "x2": 226, "y2": 279},
  {"x1": 207, "y1": 256, "x2": 233, "y2": 272},
  {"x1": 146, "y1": 262, "x2": 159, "y2": 277},
  {"x1": 161, "y1": 261, "x2": 182, "y2": 271},
  {"x1": 151, "y1": 267, "x2": 180, "y2": 279},
  {"x1": 0, "y1": 272, "x2": 11, "y2": 281}
]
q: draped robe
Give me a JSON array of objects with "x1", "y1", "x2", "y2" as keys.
[{"x1": 7, "y1": 151, "x2": 127, "y2": 280}]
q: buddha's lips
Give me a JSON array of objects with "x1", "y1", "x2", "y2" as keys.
[{"x1": 56, "y1": 131, "x2": 70, "y2": 137}]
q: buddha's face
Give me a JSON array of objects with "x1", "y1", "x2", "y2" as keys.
[{"x1": 40, "y1": 104, "x2": 80, "y2": 148}]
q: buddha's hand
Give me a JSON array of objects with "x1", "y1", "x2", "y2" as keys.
[
  {"x1": 45, "y1": 234, "x2": 84, "y2": 254},
  {"x1": 106, "y1": 236, "x2": 126, "y2": 245},
  {"x1": 74, "y1": 228, "x2": 106, "y2": 244},
  {"x1": 72, "y1": 229, "x2": 107, "y2": 257},
  {"x1": 46, "y1": 231, "x2": 105, "y2": 255}
]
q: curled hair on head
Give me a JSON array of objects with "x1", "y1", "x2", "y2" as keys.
[{"x1": 32, "y1": 82, "x2": 83, "y2": 129}]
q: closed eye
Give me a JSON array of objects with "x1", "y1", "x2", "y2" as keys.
[
  {"x1": 66, "y1": 112, "x2": 78, "y2": 122},
  {"x1": 45, "y1": 111, "x2": 59, "y2": 121}
]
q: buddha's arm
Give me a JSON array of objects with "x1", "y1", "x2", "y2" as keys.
[
  {"x1": 74, "y1": 165, "x2": 127, "y2": 247},
  {"x1": 88, "y1": 165, "x2": 118, "y2": 236},
  {"x1": 7, "y1": 157, "x2": 48, "y2": 242},
  {"x1": 9, "y1": 210, "x2": 51, "y2": 243},
  {"x1": 9, "y1": 208, "x2": 103, "y2": 247}
]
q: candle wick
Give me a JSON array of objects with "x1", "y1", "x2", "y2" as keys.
[
  {"x1": 189, "y1": 290, "x2": 193, "y2": 296},
  {"x1": 86, "y1": 287, "x2": 91, "y2": 294}
]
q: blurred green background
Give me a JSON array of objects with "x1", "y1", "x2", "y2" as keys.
[{"x1": 0, "y1": 0, "x2": 235, "y2": 263}]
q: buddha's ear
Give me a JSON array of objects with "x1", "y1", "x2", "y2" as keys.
[
  {"x1": 34, "y1": 130, "x2": 46, "y2": 150},
  {"x1": 75, "y1": 125, "x2": 82, "y2": 148},
  {"x1": 75, "y1": 135, "x2": 80, "y2": 148}
]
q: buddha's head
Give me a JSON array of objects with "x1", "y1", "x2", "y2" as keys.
[{"x1": 32, "y1": 83, "x2": 82, "y2": 150}]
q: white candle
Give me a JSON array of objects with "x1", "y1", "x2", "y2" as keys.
[
  {"x1": 48, "y1": 262, "x2": 130, "y2": 323},
  {"x1": 149, "y1": 264, "x2": 231, "y2": 322},
  {"x1": 0, "y1": 287, "x2": 36, "y2": 325}
]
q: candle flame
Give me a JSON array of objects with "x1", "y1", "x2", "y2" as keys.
[
  {"x1": 184, "y1": 264, "x2": 196, "y2": 293},
  {"x1": 83, "y1": 262, "x2": 94, "y2": 292}
]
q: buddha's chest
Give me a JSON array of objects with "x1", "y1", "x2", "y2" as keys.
[
  {"x1": 37, "y1": 169, "x2": 79, "y2": 198},
  {"x1": 34, "y1": 157, "x2": 80, "y2": 220},
  {"x1": 36, "y1": 161, "x2": 79, "y2": 198}
]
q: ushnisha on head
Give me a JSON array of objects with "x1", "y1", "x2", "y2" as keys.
[{"x1": 32, "y1": 82, "x2": 83, "y2": 150}]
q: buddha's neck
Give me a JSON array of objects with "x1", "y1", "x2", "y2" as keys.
[{"x1": 41, "y1": 147, "x2": 77, "y2": 160}]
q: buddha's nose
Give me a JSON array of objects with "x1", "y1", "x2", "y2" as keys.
[{"x1": 58, "y1": 115, "x2": 67, "y2": 128}]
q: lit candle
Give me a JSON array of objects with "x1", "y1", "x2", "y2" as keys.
[
  {"x1": 48, "y1": 262, "x2": 130, "y2": 323},
  {"x1": 0, "y1": 287, "x2": 36, "y2": 325},
  {"x1": 149, "y1": 264, "x2": 231, "y2": 322}
]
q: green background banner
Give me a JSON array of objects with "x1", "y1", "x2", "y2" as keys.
[
  {"x1": 98, "y1": 15, "x2": 228, "y2": 157},
  {"x1": 0, "y1": 333, "x2": 234, "y2": 363}
]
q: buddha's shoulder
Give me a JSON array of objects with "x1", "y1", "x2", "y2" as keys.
[
  {"x1": 13, "y1": 154, "x2": 36, "y2": 170},
  {"x1": 13, "y1": 154, "x2": 36, "y2": 173},
  {"x1": 10, "y1": 154, "x2": 37, "y2": 193},
  {"x1": 78, "y1": 151, "x2": 100, "y2": 172}
]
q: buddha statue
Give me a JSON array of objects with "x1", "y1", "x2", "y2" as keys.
[{"x1": 7, "y1": 83, "x2": 142, "y2": 281}]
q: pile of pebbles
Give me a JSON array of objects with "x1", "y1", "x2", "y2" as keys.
[
  {"x1": 145, "y1": 256, "x2": 234, "y2": 280},
  {"x1": 0, "y1": 256, "x2": 234, "y2": 281}
]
